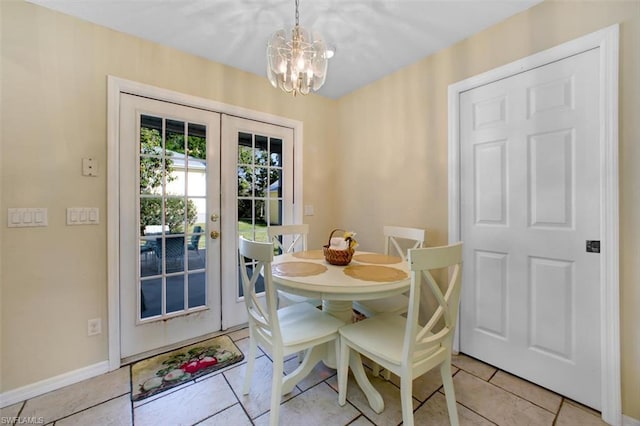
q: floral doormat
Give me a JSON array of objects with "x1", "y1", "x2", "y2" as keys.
[{"x1": 131, "y1": 335, "x2": 244, "y2": 401}]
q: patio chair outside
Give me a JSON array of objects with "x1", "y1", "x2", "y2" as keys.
[
  {"x1": 188, "y1": 225, "x2": 203, "y2": 256},
  {"x1": 154, "y1": 236, "x2": 185, "y2": 273}
]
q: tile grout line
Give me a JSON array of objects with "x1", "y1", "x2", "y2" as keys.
[
  {"x1": 441, "y1": 391, "x2": 500, "y2": 426},
  {"x1": 191, "y1": 402, "x2": 252, "y2": 426},
  {"x1": 47, "y1": 393, "x2": 132, "y2": 425},
  {"x1": 220, "y1": 366, "x2": 255, "y2": 425},
  {"x1": 551, "y1": 397, "x2": 565, "y2": 426},
  {"x1": 14, "y1": 400, "x2": 26, "y2": 421},
  {"x1": 488, "y1": 377, "x2": 563, "y2": 416},
  {"x1": 129, "y1": 363, "x2": 135, "y2": 426},
  {"x1": 219, "y1": 361, "x2": 261, "y2": 424},
  {"x1": 323, "y1": 370, "x2": 376, "y2": 425},
  {"x1": 296, "y1": 380, "x2": 362, "y2": 425}
]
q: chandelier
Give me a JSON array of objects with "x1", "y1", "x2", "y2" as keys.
[{"x1": 266, "y1": 0, "x2": 331, "y2": 96}]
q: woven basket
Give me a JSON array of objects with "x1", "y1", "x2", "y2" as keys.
[{"x1": 323, "y1": 229, "x2": 355, "y2": 266}]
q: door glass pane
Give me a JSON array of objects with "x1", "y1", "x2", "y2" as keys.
[
  {"x1": 138, "y1": 114, "x2": 208, "y2": 321},
  {"x1": 270, "y1": 138, "x2": 283, "y2": 166},
  {"x1": 141, "y1": 279, "x2": 162, "y2": 318},
  {"x1": 165, "y1": 120, "x2": 185, "y2": 198},
  {"x1": 270, "y1": 199, "x2": 283, "y2": 226},
  {"x1": 188, "y1": 272, "x2": 206, "y2": 308},
  {"x1": 237, "y1": 199, "x2": 253, "y2": 229},
  {"x1": 253, "y1": 198, "x2": 266, "y2": 225},
  {"x1": 237, "y1": 165, "x2": 253, "y2": 197},
  {"x1": 166, "y1": 275, "x2": 185, "y2": 314},
  {"x1": 140, "y1": 116, "x2": 162, "y2": 153},
  {"x1": 268, "y1": 167, "x2": 283, "y2": 226},
  {"x1": 187, "y1": 200, "x2": 206, "y2": 272},
  {"x1": 166, "y1": 119, "x2": 185, "y2": 154},
  {"x1": 255, "y1": 135, "x2": 268, "y2": 165},
  {"x1": 188, "y1": 123, "x2": 207, "y2": 160}
]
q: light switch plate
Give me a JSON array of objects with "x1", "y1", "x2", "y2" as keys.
[
  {"x1": 304, "y1": 204, "x2": 314, "y2": 216},
  {"x1": 67, "y1": 207, "x2": 99, "y2": 225},
  {"x1": 7, "y1": 208, "x2": 48, "y2": 227}
]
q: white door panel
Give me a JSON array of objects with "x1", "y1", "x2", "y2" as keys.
[
  {"x1": 119, "y1": 94, "x2": 221, "y2": 358},
  {"x1": 460, "y1": 48, "x2": 601, "y2": 409},
  {"x1": 221, "y1": 115, "x2": 295, "y2": 329}
]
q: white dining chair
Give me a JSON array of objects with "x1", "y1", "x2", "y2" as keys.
[
  {"x1": 267, "y1": 224, "x2": 322, "y2": 308},
  {"x1": 353, "y1": 225, "x2": 426, "y2": 319},
  {"x1": 353, "y1": 226, "x2": 426, "y2": 378},
  {"x1": 338, "y1": 242, "x2": 463, "y2": 426},
  {"x1": 239, "y1": 236, "x2": 344, "y2": 426}
]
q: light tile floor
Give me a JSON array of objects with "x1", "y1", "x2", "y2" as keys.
[{"x1": 1, "y1": 327, "x2": 607, "y2": 425}]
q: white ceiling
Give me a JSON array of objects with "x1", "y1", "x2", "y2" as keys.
[{"x1": 27, "y1": 0, "x2": 542, "y2": 99}]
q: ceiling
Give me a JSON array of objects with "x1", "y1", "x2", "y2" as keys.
[{"x1": 27, "y1": 0, "x2": 542, "y2": 99}]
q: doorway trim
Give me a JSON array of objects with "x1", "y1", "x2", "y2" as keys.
[
  {"x1": 107, "y1": 76, "x2": 303, "y2": 370},
  {"x1": 447, "y1": 25, "x2": 620, "y2": 424}
]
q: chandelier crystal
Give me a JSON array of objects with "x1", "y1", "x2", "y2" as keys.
[{"x1": 266, "y1": 0, "x2": 330, "y2": 96}]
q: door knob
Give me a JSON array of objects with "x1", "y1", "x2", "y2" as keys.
[{"x1": 210, "y1": 230, "x2": 220, "y2": 239}]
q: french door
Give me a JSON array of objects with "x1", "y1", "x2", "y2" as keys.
[
  {"x1": 118, "y1": 93, "x2": 297, "y2": 358},
  {"x1": 119, "y1": 94, "x2": 221, "y2": 358},
  {"x1": 220, "y1": 115, "x2": 295, "y2": 328}
]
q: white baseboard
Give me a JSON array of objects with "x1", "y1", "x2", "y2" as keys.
[
  {"x1": 0, "y1": 361, "x2": 109, "y2": 408},
  {"x1": 624, "y1": 415, "x2": 640, "y2": 426}
]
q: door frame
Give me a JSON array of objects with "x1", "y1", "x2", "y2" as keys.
[
  {"x1": 447, "y1": 25, "x2": 620, "y2": 424},
  {"x1": 106, "y1": 76, "x2": 303, "y2": 370}
]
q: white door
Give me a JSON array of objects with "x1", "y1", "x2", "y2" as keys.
[
  {"x1": 119, "y1": 94, "x2": 221, "y2": 358},
  {"x1": 459, "y1": 48, "x2": 601, "y2": 409},
  {"x1": 220, "y1": 115, "x2": 295, "y2": 328}
]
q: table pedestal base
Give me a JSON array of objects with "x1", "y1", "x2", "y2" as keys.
[
  {"x1": 322, "y1": 300, "x2": 353, "y2": 323},
  {"x1": 282, "y1": 344, "x2": 328, "y2": 395},
  {"x1": 320, "y1": 300, "x2": 353, "y2": 368},
  {"x1": 281, "y1": 344, "x2": 385, "y2": 414}
]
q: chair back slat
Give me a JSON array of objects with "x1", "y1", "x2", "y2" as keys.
[
  {"x1": 415, "y1": 273, "x2": 446, "y2": 339},
  {"x1": 243, "y1": 263, "x2": 270, "y2": 329},
  {"x1": 383, "y1": 225, "x2": 426, "y2": 261},
  {"x1": 238, "y1": 237, "x2": 281, "y2": 344},
  {"x1": 268, "y1": 224, "x2": 309, "y2": 255},
  {"x1": 403, "y1": 243, "x2": 463, "y2": 362}
]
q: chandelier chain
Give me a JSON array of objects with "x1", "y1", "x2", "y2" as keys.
[{"x1": 295, "y1": 0, "x2": 299, "y2": 26}]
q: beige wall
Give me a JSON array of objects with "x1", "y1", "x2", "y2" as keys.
[
  {"x1": 1, "y1": 0, "x2": 638, "y2": 419},
  {"x1": 0, "y1": 0, "x2": 338, "y2": 393},
  {"x1": 336, "y1": 0, "x2": 639, "y2": 419}
]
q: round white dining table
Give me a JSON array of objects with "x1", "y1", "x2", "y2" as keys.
[
  {"x1": 270, "y1": 249, "x2": 410, "y2": 414},
  {"x1": 271, "y1": 249, "x2": 410, "y2": 322}
]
